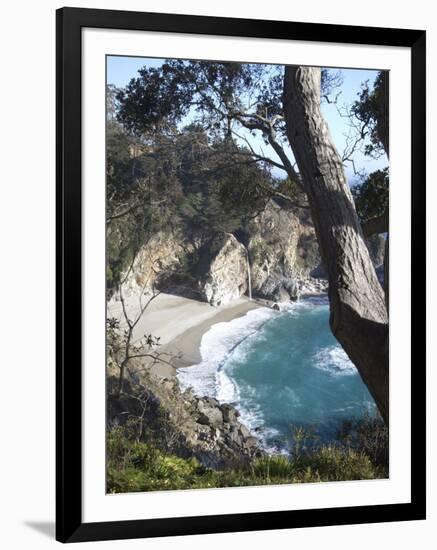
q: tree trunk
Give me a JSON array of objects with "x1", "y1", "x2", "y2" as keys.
[{"x1": 283, "y1": 67, "x2": 389, "y2": 424}]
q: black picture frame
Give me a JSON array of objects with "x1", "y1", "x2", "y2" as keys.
[{"x1": 56, "y1": 6, "x2": 426, "y2": 543}]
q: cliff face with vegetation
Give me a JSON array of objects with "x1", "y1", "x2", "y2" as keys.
[
  {"x1": 107, "y1": 355, "x2": 263, "y2": 469},
  {"x1": 121, "y1": 199, "x2": 324, "y2": 305},
  {"x1": 106, "y1": 118, "x2": 386, "y2": 307},
  {"x1": 120, "y1": 197, "x2": 384, "y2": 306},
  {"x1": 107, "y1": 348, "x2": 388, "y2": 487},
  {"x1": 105, "y1": 109, "x2": 388, "y2": 488},
  {"x1": 247, "y1": 200, "x2": 321, "y2": 301}
]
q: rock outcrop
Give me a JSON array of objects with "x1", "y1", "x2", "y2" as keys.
[
  {"x1": 195, "y1": 233, "x2": 248, "y2": 306},
  {"x1": 120, "y1": 200, "x2": 322, "y2": 306},
  {"x1": 114, "y1": 199, "x2": 386, "y2": 308},
  {"x1": 107, "y1": 362, "x2": 263, "y2": 469},
  {"x1": 247, "y1": 201, "x2": 320, "y2": 302},
  {"x1": 120, "y1": 231, "x2": 188, "y2": 297}
]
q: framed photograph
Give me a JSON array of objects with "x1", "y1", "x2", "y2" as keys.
[{"x1": 56, "y1": 6, "x2": 426, "y2": 543}]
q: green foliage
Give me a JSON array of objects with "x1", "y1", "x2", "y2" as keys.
[
  {"x1": 296, "y1": 446, "x2": 378, "y2": 481},
  {"x1": 107, "y1": 425, "x2": 220, "y2": 492},
  {"x1": 351, "y1": 168, "x2": 389, "y2": 223},
  {"x1": 116, "y1": 60, "x2": 266, "y2": 138},
  {"x1": 116, "y1": 61, "x2": 346, "y2": 148},
  {"x1": 106, "y1": 420, "x2": 387, "y2": 494},
  {"x1": 351, "y1": 71, "x2": 389, "y2": 158},
  {"x1": 337, "y1": 414, "x2": 389, "y2": 474},
  {"x1": 106, "y1": 98, "x2": 281, "y2": 293}
]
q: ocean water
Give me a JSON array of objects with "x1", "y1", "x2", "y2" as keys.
[{"x1": 177, "y1": 296, "x2": 376, "y2": 452}]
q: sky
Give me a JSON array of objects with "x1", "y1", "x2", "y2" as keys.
[{"x1": 107, "y1": 55, "x2": 388, "y2": 183}]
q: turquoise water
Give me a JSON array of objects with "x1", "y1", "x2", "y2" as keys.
[{"x1": 178, "y1": 296, "x2": 376, "y2": 452}]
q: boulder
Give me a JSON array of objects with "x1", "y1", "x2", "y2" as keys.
[
  {"x1": 244, "y1": 437, "x2": 259, "y2": 449},
  {"x1": 221, "y1": 403, "x2": 240, "y2": 423},
  {"x1": 197, "y1": 234, "x2": 248, "y2": 306},
  {"x1": 197, "y1": 413, "x2": 211, "y2": 426},
  {"x1": 197, "y1": 399, "x2": 224, "y2": 427},
  {"x1": 258, "y1": 275, "x2": 298, "y2": 302},
  {"x1": 239, "y1": 424, "x2": 251, "y2": 439},
  {"x1": 227, "y1": 426, "x2": 243, "y2": 446}
]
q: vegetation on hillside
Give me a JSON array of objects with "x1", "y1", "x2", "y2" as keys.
[
  {"x1": 106, "y1": 88, "x2": 301, "y2": 293},
  {"x1": 105, "y1": 61, "x2": 391, "y2": 494},
  {"x1": 107, "y1": 415, "x2": 388, "y2": 493}
]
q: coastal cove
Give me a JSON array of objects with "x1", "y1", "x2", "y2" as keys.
[
  {"x1": 108, "y1": 290, "x2": 377, "y2": 457},
  {"x1": 177, "y1": 295, "x2": 376, "y2": 452},
  {"x1": 104, "y1": 58, "x2": 390, "y2": 493}
]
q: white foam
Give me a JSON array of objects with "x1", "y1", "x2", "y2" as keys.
[
  {"x1": 177, "y1": 306, "x2": 279, "y2": 450},
  {"x1": 314, "y1": 345, "x2": 356, "y2": 376},
  {"x1": 177, "y1": 296, "x2": 357, "y2": 453},
  {"x1": 177, "y1": 306, "x2": 274, "y2": 401},
  {"x1": 276, "y1": 294, "x2": 329, "y2": 315},
  {"x1": 216, "y1": 369, "x2": 240, "y2": 403}
]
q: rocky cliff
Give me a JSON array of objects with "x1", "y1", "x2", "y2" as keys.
[
  {"x1": 122, "y1": 200, "x2": 321, "y2": 305},
  {"x1": 109, "y1": 199, "x2": 386, "y2": 470},
  {"x1": 246, "y1": 201, "x2": 320, "y2": 301},
  {"x1": 120, "y1": 199, "x2": 385, "y2": 306},
  {"x1": 107, "y1": 361, "x2": 263, "y2": 469},
  {"x1": 191, "y1": 233, "x2": 249, "y2": 306}
]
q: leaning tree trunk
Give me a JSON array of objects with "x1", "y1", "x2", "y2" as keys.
[{"x1": 283, "y1": 66, "x2": 389, "y2": 424}]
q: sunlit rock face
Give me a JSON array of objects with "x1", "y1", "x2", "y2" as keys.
[
  {"x1": 199, "y1": 234, "x2": 248, "y2": 306},
  {"x1": 247, "y1": 200, "x2": 320, "y2": 302},
  {"x1": 119, "y1": 199, "x2": 324, "y2": 306}
]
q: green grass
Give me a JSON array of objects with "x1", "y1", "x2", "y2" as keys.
[{"x1": 107, "y1": 425, "x2": 386, "y2": 494}]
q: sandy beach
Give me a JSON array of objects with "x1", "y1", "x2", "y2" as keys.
[{"x1": 108, "y1": 292, "x2": 264, "y2": 376}]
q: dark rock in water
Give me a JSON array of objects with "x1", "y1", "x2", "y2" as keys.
[{"x1": 272, "y1": 303, "x2": 280, "y2": 311}]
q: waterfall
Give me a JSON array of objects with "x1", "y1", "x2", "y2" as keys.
[{"x1": 246, "y1": 249, "x2": 252, "y2": 300}]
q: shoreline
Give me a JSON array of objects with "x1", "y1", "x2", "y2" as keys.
[
  {"x1": 163, "y1": 298, "x2": 265, "y2": 369},
  {"x1": 108, "y1": 291, "x2": 266, "y2": 377}
]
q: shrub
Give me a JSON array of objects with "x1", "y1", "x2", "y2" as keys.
[
  {"x1": 337, "y1": 414, "x2": 389, "y2": 476},
  {"x1": 106, "y1": 420, "x2": 387, "y2": 494},
  {"x1": 294, "y1": 445, "x2": 379, "y2": 482}
]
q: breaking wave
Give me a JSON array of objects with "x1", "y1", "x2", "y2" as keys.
[{"x1": 177, "y1": 296, "x2": 376, "y2": 451}]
